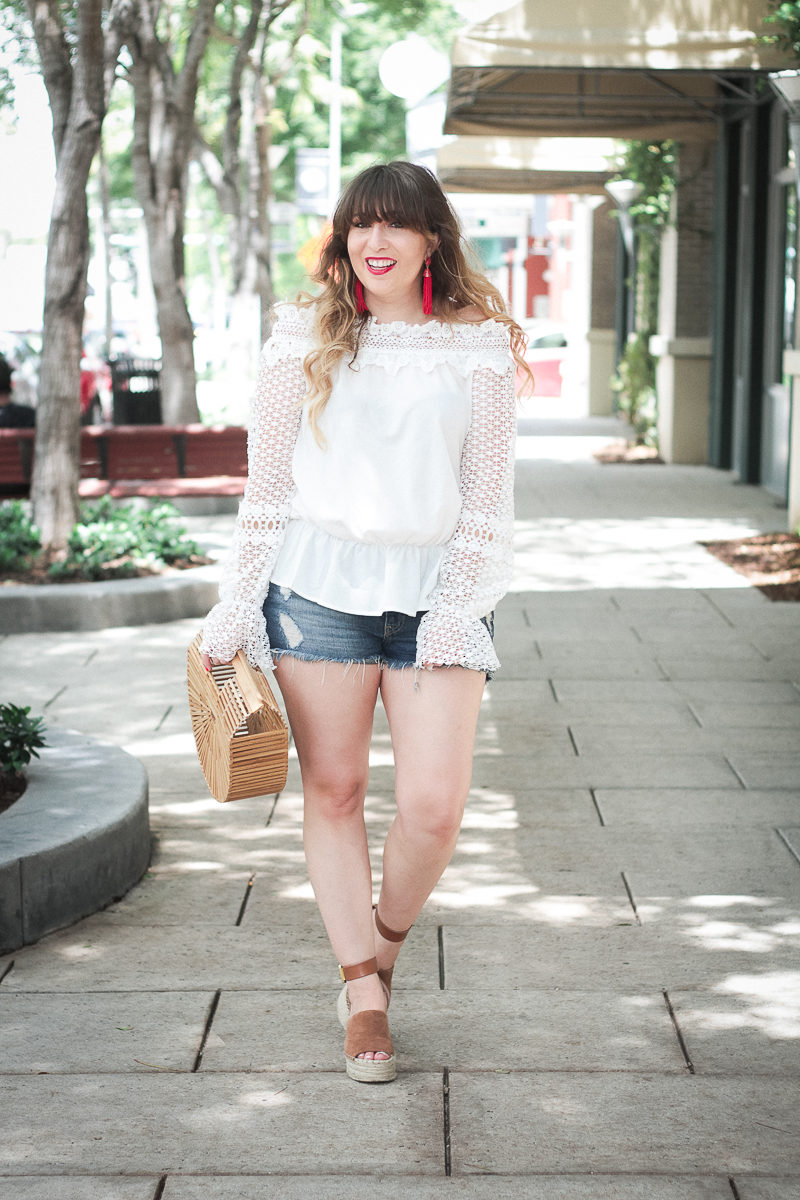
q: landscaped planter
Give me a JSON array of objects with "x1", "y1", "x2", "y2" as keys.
[{"x1": 0, "y1": 728, "x2": 150, "y2": 953}]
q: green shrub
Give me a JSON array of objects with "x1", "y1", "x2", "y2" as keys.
[
  {"x1": 0, "y1": 502, "x2": 41, "y2": 570},
  {"x1": 47, "y1": 498, "x2": 202, "y2": 581},
  {"x1": 0, "y1": 703, "x2": 47, "y2": 776},
  {"x1": 612, "y1": 333, "x2": 658, "y2": 446}
]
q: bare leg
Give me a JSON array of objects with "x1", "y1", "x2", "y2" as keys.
[
  {"x1": 376, "y1": 666, "x2": 485, "y2": 973},
  {"x1": 273, "y1": 657, "x2": 388, "y2": 1057}
]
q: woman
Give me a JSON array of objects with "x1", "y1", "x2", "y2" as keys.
[{"x1": 201, "y1": 161, "x2": 530, "y2": 1083}]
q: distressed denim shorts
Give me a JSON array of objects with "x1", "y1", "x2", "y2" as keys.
[{"x1": 263, "y1": 582, "x2": 494, "y2": 674}]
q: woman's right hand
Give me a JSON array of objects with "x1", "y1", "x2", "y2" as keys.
[{"x1": 201, "y1": 651, "x2": 234, "y2": 672}]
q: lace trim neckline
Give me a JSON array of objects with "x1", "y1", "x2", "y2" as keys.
[{"x1": 276, "y1": 303, "x2": 506, "y2": 340}]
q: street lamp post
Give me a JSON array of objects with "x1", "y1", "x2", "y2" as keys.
[{"x1": 605, "y1": 178, "x2": 644, "y2": 365}]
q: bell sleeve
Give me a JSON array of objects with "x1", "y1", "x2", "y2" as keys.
[
  {"x1": 415, "y1": 356, "x2": 516, "y2": 674},
  {"x1": 200, "y1": 309, "x2": 309, "y2": 671}
]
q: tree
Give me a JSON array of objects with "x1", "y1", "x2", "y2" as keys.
[
  {"x1": 194, "y1": 0, "x2": 457, "y2": 378},
  {"x1": 23, "y1": 0, "x2": 127, "y2": 554},
  {"x1": 194, "y1": 0, "x2": 305, "y2": 384},
  {"x1": 121, "y1": 0, "x2": 219, "y2": 424}
]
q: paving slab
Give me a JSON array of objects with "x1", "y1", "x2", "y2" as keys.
[
  {"x1": 655, "y1": 654, "x2": 793, "y2": 682},
  {"x1": 549, "y1": 701, "x2": 701, "y2": 729},
  {"x1": 466, "y1": 752, "x2": 739, "y2": 791},
  {"x1": 725, "y1": 753, "x2": 800, "y2": 790},
  {"x1": 160, "y1": 1176, "x2": 735, "y2": 1199},
  {"x1": 594, "y1": 789, "x2": 800, "y2": 826},
  {"x1": 668, "y1": 988, "x2": 800, "y2": 1076},
  {"x1": 570, "y1": 725, "x2": 800, "y2": 756},
  {"x1": 0, "y1": 991, "x2": 213, "y2": 1073},
  {"x1": 99, "y1": 869, "x2": 255, "y2": 925},
  {"x1": 735, "y1": 1181, "x2": 800, "y2": 1200},
  {"x1": 423, "y1": 890, "x2": 636, "y2": 928},
  {"x1": 440, "y1": 922, "x2": 800, "y2": 991},
  {"x1": 669, "y1": 681, "x2": 800, "y2": 705},
  {"x1": 512, "y1": 656, "x2": 669, "y2": 681},
  {"x1": 0, "y1": 1181, "x2": 158, "y2": 1200},
  {"x1": 0, "y1": 918, "x2": 440, "y2": 993},
  {"x1": 200, "y1": 987, "x2": 685, "y2": 1075},
  {"x1": 0, "y1": 1072, "x2": 444, "y2": 1175},
  {"x1": 449, "y1": 1073, "x2": 800, "y2": 1175},
  {"x1": 690, "y1": 702, "x2": 800, "y2": 728}
]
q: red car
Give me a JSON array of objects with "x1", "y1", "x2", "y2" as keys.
[{"x1": 80, "y1": 351, "x2": 111, "y2": 424}]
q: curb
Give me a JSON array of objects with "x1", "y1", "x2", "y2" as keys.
[
  {"x1": 0, "y1": 563, "x2": 220, "y2": 634},
  {"x1": 0, "y1": 728, "x2": 150, "y2": 953}
]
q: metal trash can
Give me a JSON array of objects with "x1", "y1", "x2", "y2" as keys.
[{"x1": 110, "y1": 356, "x2": 163, "y2": 424}]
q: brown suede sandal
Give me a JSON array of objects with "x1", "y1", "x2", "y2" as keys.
[
  {"x1": 337, "y1": 956, "x2": 396, "y2": 1083},
  {"x1": 336, "y1": 907, "x2": 413, "y2": 1026},
  {"x1": 374, "y1": 906, "x2": 413, "y2": 1002}
]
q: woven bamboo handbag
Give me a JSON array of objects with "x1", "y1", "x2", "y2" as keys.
[{"x1": 187, "y1": 632, "x2": 289, "y2": 803}]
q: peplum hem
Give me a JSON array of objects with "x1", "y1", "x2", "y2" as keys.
[{"x1": 270, "y1": 520, "x2": 445, "y2": 617}]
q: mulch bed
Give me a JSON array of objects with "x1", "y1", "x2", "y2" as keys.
[
  {"x1": 701, "y1": 532, "x2": 800, "y2": 602},
  {"x1": 593, "y1": 440, "x2": 664, "y2": 464},
  {"x1": 0, "y1": 771, "x2": 27, "y2": 816}
]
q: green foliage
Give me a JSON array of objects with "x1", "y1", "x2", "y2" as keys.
[
  {"x1": 0, "y1": 702, "x2": 47, "y2": 776},
  {"x1": 0, "y1": 502, "x2": 42, "y2": 570},
  {"x1": 610, "y1": 141, "x2": 677, "y2": 338},
  {"x1": 612, "y1": 333, "x2": 658, "y2": 446},
  {"x1": 47, "y1": 498, "x2": 202, "y2": 581},
  {"x1": 762, "y1": 2, "x2": 800, "y2": 55}
]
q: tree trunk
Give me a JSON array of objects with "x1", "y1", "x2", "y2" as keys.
[
  {"x1": 127, "y1": 0, "x2": 220, "y2": 425},
  {"x1": 26, "y1": 0, "x2": 110, "y2": 553},
  {"x1": 32, "y1": 152, "x2": 93, "y2": 549}
]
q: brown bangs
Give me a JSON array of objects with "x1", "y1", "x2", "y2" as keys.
[{"x1": 334, "y1": 164, "x2": 434, "y2": 236}]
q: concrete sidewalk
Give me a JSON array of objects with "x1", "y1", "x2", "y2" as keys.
[{"x1": 1, "y1": 414, "x2": 799, "y2": 1198}]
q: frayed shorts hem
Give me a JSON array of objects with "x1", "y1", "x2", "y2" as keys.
[{"x1": 271, "y1": 649, "x2": 417, "y2": 672}]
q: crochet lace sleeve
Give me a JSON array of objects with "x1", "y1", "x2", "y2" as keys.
[
  {"x1": 415, "y1": 362, "x2": 516, "y2": 673},
  {"x1": 200, "y1": 317, "x2": 308, "y2": 670}
]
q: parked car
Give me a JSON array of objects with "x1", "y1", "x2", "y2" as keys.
[
  {"x1": 522, "y1": 323, "x2": 568, "y2": 397},
  {"x1": 0, "y1": 334, "x2": 112, "y2": 422},
  {"x1": 80, "y1": 351, "x2": 112, "y2": 424}
]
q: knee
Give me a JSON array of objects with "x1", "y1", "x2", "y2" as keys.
[
  {"x1": 398, "y1": 789, "x2": 465, "y2": 847},
  {"x1": 304, "y1": 771, "x2": 368, "y2": 821}
]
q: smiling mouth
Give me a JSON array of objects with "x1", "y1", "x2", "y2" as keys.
[{"x1": 365, "y1": 258, "x2": 397, "y2": 274}]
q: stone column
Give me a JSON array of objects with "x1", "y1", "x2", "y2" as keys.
[
  {"x1": 588, "y1": 198, "x2": 616, "y2": 416},
  {"x1": 650, "y1": 142, "x2": 715, "y2": 463}
]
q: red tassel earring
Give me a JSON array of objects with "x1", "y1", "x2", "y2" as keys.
[
  {"x1": 355, "y1": 279, "x2": 368, "y2": 314},
  {"x1": 422, "y1": 256, "x2": 433, "y2": 315}
]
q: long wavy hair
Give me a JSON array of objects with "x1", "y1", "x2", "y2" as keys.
[{"x1": 298, "y1": 161, "x2": 532, "y2": 440}]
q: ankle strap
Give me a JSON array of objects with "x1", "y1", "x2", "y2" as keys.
[
  {"x1": 338, "y1": 956, "x2": 378, "y2": 983},
  {"x1": 374, "y1": 906, "x2": 412, "y2": 943}
]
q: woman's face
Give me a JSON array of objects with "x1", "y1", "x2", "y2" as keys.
[{"x1": 347, "y1": 216, "x2": 437, "y2": 315}]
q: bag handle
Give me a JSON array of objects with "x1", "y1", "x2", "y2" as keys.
[{"x1": 231, "y1": 650, "x2": 266, "y2": 715}]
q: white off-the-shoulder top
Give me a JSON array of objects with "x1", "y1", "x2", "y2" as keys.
[{"x1": 201, "y1": 303, "x2": 517, "y2": 674}]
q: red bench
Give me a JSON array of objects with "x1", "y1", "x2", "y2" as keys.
[{"x1": 0, "y1": 425, "x2": 248, "y2": 497}]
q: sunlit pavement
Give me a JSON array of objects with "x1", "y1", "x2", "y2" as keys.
[{"x1": 1, "y1": 411, "x2": 799, "y2": 1198}]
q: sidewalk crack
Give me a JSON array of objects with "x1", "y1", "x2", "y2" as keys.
[
  {"x1": 775, "y1": 827, "x2": 800, "y2": 870},
  {"x1": 442, "y1": 1066, "x2": 452, "y2": 1177},
  {"x1": 590, "y1": 789, "x2": 606, "y2": 827},
  {"x1": 235, "y1": 875, "x2": 256, "y2": 926},
  {"x1": 192, "y1": 989, "x2": 222, "y2": 1072},
  {"x1": 662, "y1": 988, "x2": 695, "y2": 1073},
  {"x1": 620, "y1": 872, "x2": 641, "y2": 924},
  {"x1": 437, "y1": 925, "x2": 446, "y2": 990}
]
